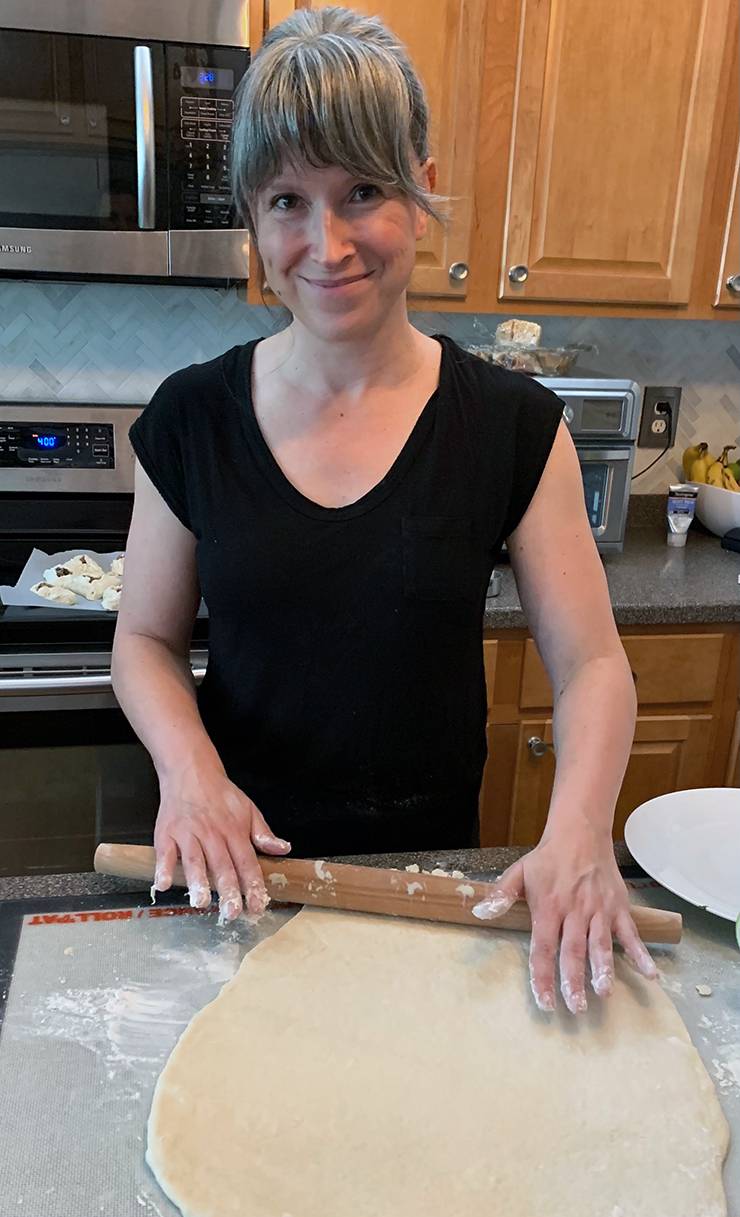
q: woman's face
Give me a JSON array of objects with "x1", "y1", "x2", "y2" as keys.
[{"x1": 253, "y1": 159, "x2": 435, "y2": 342}]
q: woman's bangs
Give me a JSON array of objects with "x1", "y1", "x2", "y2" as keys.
[{"x1": 253, "y1": 68, "x2": 409, "y2": 195}]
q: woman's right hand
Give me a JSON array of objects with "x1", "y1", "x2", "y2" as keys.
[{"x1": 152, "y1": 759, "x2": 291, "y2": 923}]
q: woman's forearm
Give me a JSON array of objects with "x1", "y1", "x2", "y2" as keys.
[
  {"x1": 111, "y1": 633, "x2": 224, "y2": 782},
  {"x1": 544, "y1": 652, "x2": 637, "y2": 838}
]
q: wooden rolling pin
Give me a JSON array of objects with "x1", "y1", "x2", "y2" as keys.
[{"x1": 94, "y1": 842, "x2": 682, "y2": 943}]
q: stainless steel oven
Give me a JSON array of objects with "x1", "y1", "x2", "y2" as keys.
[
  {"x1": 0, "y1": 399, "x2": 207, "y2": 876},
  {"x1": 537, "y1": 377, "x2": 641, "y2": 553},
  {"x1": 0, "y1": 0, "x2": 249, "y2": 281}
]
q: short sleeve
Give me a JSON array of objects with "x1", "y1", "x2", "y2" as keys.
[
  {"x1": 129, "y1": 373, "x2": 191, "y2": 531},
  {"x1": 501, "y1": 376, "x2": 564, "y2": 539}
]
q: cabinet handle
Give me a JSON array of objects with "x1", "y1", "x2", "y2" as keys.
[
  {"x1": 527, "y1": 735, "x2": 552, "y2": 758},
  {"x1": 508, "y1": 264, "x2": 529, "y2": 284},
  {"x1": 726, "y1": 273, "x2": 740, "y2": 297},
  {"x1": 448, "y1": 261, "x2": 469, "y2": 282}
]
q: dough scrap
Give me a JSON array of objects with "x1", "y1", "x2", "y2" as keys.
[{"x1": 147, "y1": 908, "x2": 729, "y2": 1217}]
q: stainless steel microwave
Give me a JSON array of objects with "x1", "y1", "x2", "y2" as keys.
[{"x1": 0, "y1": 1, "x2": 250, "y2": 281}]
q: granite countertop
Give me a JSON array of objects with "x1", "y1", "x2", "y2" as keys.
[
  {"x1": 0, "y1": 843, "x2": 637, "y2": 903},
  {"x1": 485, "y1": 521, "x2": 740, "y2": 629}
]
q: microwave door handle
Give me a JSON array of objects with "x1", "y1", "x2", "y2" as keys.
[{"x1": 133, "y1": 45, "x2": 156, "y2": 230}]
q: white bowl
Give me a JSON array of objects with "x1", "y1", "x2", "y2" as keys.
[{"x1": 695, "y1": 481, "x2": 740, "y2": 537}]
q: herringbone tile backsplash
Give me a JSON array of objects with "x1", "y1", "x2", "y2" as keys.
[{"x1": 0, "y1": 281, "x2": 737, "y2": 493}]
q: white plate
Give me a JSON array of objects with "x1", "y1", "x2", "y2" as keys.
[{"x1": 624, "y1": 788, "x2": 740, "y2": 921}]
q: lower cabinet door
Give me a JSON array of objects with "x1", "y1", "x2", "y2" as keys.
[{"x1": 499, "y1": 714, "x2": 716, "y2": 847}]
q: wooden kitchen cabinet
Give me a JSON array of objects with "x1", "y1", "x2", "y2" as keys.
[
  {"x1": 479, "y1": 625, "x2": 740, "y2": 847},
  {"x1": 498, "y1": 0, "x2": 732, "y2": 307},
  {"x1": 710, "y1": 31, "x2": 740, "y2": 313},
  {"x1": 715, "y1": 143, "x2": 740, "y2": 308},
  {"x1": 422, "y1": 0, "x2": 739, "y2": 318},
  {"x1": 502, "y1": 713, "x2": 716, "y2": 847},
  {"x1": 519, "y1": 633, "x2": 729, "y2": 709},
  {"x1": 728, "y1": 709, "x2": 740, "y2": 786},
  {"x1": 248, "y1": 0, "x2": 487, "y2": 301}
]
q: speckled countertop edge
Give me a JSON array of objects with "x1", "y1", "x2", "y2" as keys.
[{"x1": 485, "y1": 523, "x2": 740, "y2": 629}]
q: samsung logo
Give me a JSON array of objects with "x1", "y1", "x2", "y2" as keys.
[{"x1": 0, "y1": 243, "x2": 32, "y2": 254}]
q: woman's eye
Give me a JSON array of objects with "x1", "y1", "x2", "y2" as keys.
[
  {"x1": 271, "y1": 194, "x2": 301, "y2": 212},
  {"x1": 352, "y1": 184, "x2": 381, "y2": 203}
]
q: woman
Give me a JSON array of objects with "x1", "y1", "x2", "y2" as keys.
[{"x1": 112, "y1": 6, "x2": 656, "y2": 1015}]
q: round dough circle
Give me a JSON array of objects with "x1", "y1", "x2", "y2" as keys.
[{"x1": 147, "y1": 908, "x2": 728, "y2": 1217}]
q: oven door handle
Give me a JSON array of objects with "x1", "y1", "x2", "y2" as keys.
[
  {"x1": 134, "y1": 45, "x2": 156, "y2": 231},
  {"x1": 0, "y1": 667, "x2": 207, "y2": 696}
]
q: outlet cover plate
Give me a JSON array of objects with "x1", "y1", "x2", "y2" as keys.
[{"x1": 638, "y1": 385, "x2": 682, "y2": 449}]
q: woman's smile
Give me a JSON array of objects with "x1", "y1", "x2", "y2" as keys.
[{"x1": 300, "y1": 270, "x2": 374, "y2": 292}]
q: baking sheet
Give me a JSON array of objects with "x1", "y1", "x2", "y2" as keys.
[
  {"x1": 0, "y1": 548, "x2": 123, "y2": 612},
  {"x1": 0, "y1": 881, "x2": 738, "y2": 1216}
]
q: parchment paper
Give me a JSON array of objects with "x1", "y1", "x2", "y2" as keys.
[{"x1": 0, "y1": 548, "x2": 123, "y2": 612}]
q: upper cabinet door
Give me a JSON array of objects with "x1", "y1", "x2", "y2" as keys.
[
  {"x1": 307, "y1": 0, "x2": 487, "y2": 298},
  {"x1": 500, "y1": 0, "x2": 732, "y2": 306},
  {"x1": 715, "y1": 77, "x2": 735, "y2": 313},
  {"x1": 715, "y1": 140, "x2": 740, "y2": 309}
]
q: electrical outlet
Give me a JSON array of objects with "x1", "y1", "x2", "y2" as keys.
[{"x1": 638, "y1": 385, "x2": 682, "y2": 449}]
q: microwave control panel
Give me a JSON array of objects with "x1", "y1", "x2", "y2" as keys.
[
  {"x1": 0, "y1": 421, "x2": 114, "y2": 469},
  {"x1": 167, "y1": 45, "x2": 250, "y2": 231}
]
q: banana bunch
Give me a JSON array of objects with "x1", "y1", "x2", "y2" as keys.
[{"x1": 683, "y1": 443, "x2": 740, "y2": 491}]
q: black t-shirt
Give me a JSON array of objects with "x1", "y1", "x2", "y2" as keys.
[{"x1": 129, "y1": 335, "x2": 562, "y2": 856}]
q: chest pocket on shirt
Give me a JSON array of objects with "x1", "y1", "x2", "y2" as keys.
[{"x1": 402, "y1": 516, "x2": 476, "y2": 602}]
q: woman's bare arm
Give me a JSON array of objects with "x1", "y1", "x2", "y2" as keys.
[
  {"x1": 112, "y1": 461, "x2": 289, "y2": 919},
  {"x1": 473, "y1": 423, "x2": 655, "y2": 1013}
]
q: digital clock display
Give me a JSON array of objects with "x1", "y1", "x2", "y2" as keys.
[{"x1": 180, "y1": 65, "x2": 234, "y2": 91}]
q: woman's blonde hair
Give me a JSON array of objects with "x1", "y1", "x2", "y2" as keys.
[{"x1": 230, "y1": 6, "x2": 444, "y2": 235}]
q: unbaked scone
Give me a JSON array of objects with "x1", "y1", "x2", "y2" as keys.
[{"x1": 31, "y1": 582, "x2": 77, "y2": 606}]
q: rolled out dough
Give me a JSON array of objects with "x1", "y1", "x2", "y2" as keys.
[{"x1": 147, "y1": 908, "x2": 729, "y2": 1217}]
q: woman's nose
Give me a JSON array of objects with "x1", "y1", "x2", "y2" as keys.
[{"x1": 309, "y1": 206, "x2": 353, "y2": 265}]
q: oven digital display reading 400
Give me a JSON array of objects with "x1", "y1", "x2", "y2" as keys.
[{"x1": 17, "y1": 425, "x2": 69, "y2": 453}]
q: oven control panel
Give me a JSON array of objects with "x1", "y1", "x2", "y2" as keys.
[
  {"x1": 0, "y1": 421, "x2": 114, "y2": 469},
  {"x1": 0, "y1": 404, "x2": 139, "y2": 494},
  {"x1": 535, "y1": 377, "x2": 640, "y2": 442}
]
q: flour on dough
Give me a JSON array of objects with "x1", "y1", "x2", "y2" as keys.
[{"x1": 147, "y1": 908, "x2": 729, "y2": 1217}]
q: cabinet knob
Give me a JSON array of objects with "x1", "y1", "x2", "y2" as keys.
[
  {"x1": 726, "y1": 273, "x2": 740, "y2": 297},
  {"x1": 508, "y1": 264, "x2": 529, "y2": 284},
  {"x1": 527, "y1": 735, "x2": 551, "y2": 758},
  {"x1": 448, "y1": 261, "x2": 469, "y2": 282}
]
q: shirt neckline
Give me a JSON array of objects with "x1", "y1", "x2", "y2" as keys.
[{"x1": 228, "y1": 334, "x2": 451, "y2": 521}]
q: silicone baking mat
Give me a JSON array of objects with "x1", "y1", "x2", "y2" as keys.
[
  {"x1": 0, "y1": 881, "x2": 738, "y2": 1215},
  {"x1": 0, "y1": 900, "x2": 293, "y2": 1217}
]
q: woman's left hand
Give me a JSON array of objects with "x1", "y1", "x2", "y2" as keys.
[{"x1": 472, "y1": 818, "x2": 657, "y2": 1014}]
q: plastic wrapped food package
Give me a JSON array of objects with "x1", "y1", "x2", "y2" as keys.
[{"x1": 466, "y1": 343, "x2": 596, "y2": 377}]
